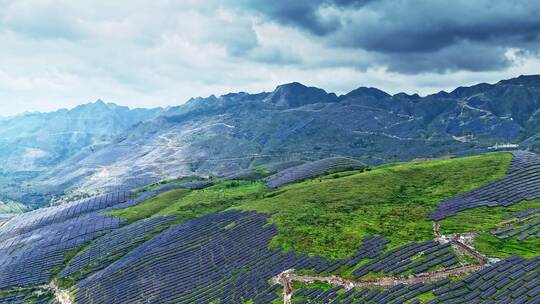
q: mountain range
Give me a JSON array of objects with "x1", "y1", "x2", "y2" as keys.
[{"x1": 2, "y1": 75, "x2": 540, "y2": 208}]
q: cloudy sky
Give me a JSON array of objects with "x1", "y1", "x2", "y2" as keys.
[{"x1": 1, "y1": 0, "x2": 540, "y2": 116}]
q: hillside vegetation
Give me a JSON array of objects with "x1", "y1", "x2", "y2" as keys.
[
  {"x1": 109, "y1": 153, "x2": 512, "y2": 258},
  {"x1": 0, "y1": 200, "x2": 28, "y2": 213},
  {"x1": 441, "y1": 199, "x2": 540, "y2": 258}
]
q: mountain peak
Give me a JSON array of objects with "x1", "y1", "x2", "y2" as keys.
[
  {"x1": 73, "y1": 100, "x2": 121, "y2": 113},
  {"x1": 344, "y1": 87, "x2": 391, "y2": 99},
  {"x1": 447, "y1": 74, "x2": 540, "y2": 98},
  {"x1": 275, "y1": 82, "x2": 308, "y2": 90},
  {"x1": 95, "y1": 99, "x2": 122, "y2": 109},
  {"x1": 449, "y1": 83, "x2": 493, "y2": 98},
  {"x1": 394, "y1": 92, "x2": 421, "y2": 100},
  {"x1": 498, "y1": 74, "x2": 540, "y2": 87},
  {"x1": 265, "y1": 82, "x2": 337, "y2": 108}
]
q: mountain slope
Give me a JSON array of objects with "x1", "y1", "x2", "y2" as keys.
[
  {"x1": 0, "y1": 101, "x2": 162, "y2": 206},
  {"x1": 2, "y1": 75, "x2": 540, "y2": 207},
  {"x1": 0, "y1": 100, "x2": 161, "y2": 173},
  {"x1": 1, "y1": 152, "x2": 538, "y2": 303},
  {"x1": 31, "y1": 75, "x2": 540, "y2": 202}
]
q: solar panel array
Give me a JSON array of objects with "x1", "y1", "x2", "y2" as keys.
[
  {"x1": 293, "y1": 256, "x2": 540, "y2": 304},
  {"x1": 352, "y1": 241, "x2": 458, "y2": 278},
  {"x1": 502, "y1": 208, "x2": 540, "y2": 220},
  {"x1": 491, "y1": 219, "x2": 540, "y2": 241},
  {"x1": 0, "y1": 212, "x2": 124, "y2": 288},
  {"x1": 175, "y1": 180, "x2": 213, "y2": 190},
  {"x1": 0, "y1": 191, "x2": 132, "y2": 242},
  {"x1": 292, "y1": 279, "x2": 450, "y2": 304},
  {"x1": 105, "y1": 180, "x2": 211, "y2": 211},
  {"x1": 0, "y1": 191, "x2": 140, "y2": 289},
  {"x1": 0, "y1": 177, "x2": 216, "y2": 292},
  {"x1": 0, "y1": 296, "x2": 56, "y2": 304},
  {"x1": 222, "y1": 168, "x2": 259, "y2": 180},
  {"x1": 430, "y1": 152, "x2": 540, "y2": 220},
  {"x1": 427, "y1": 255, "x2": 540, "y2": 304},
  {"x1": 508, "y1": 151, "x2": 540, "y2": 173},
  {"x1": 69, "y1": 209, "x2": 477, "y2": 304},
  {"x1": 222, "y1": 160, "x2": 310, "y2": 182},
  {"x1": 493, "y1": 207, "x2": 540, "y2": 241},
  {"x1": 0, "y1": 294, "x2": 28, "y2": 304},
  {"x1": 72, "y1": 211, "x2": 394, "y2": 304},
  {"x1": 60, "y1": 215, "x2": 176, "y2": 280},
  {"x1": 265, "y1": 157, "x2": 366, "y2": 188},
  {"x1": 0, "y1": 214, "x2": 12, "y2": 227},
  {"x1": 75, "y1": 211, "x2": 306, "y2": 304},
  {"x1": 262, "y1": 160, "x2": 306, "y2": 174},
  {"x1": 0, "y1": 179, "x2": 219, "y2": 291}
]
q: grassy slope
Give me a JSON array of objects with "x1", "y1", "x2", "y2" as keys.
[
  {"x1": 155, "y1": 181, "x2": 266, "y2": 218},
  {"x1": 106, "y1": 181, "x2": 266, "y2": 224},
  {"x1": 0, "y1": 200, "x2": 28, "y2": 213},
  {"x1": 440, "y1": 199, "x2": 540, "y2": 258},
  {"x1": 108, "y1": 153, "x2": 512, "y2": 260},
  {"x1": 106, "y1": 189, "x2": 191, "y2": 223},
  {"x1": 134, "y1": 176, "x2": 207, "y2": 194},
  {"x1": 238, "y1": 153, "x2": 511, "y2": 258}
]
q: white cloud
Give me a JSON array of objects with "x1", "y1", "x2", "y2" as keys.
[{"x1": 0, "y1": 1, "x2": 537, "y2": 116}]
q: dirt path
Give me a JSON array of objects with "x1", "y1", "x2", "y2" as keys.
[
  {"x1": 49, "y1": 281, "x2": 73, "y2": 304},
  {"x1": 449, "y1": 233, "x2": 489, "y2": 264},
  {"x1": 433, "y1": 220, "x2": 488, "y2": 265},
  {"x1": 0, "y1": 284, "x2": 72, "y2": 304},
  {"x1": 433, "y1": 221, "x2": 442, "y2": 240},
  {"x1": 274, "y1": 264, "x2": 484, "y2": 302},
  {"x1": 275, "y1": 270, "x2": 294, "y2": 304},
  {"x1": 276, "y1": 222, "x2": 492, "y2": 303}
]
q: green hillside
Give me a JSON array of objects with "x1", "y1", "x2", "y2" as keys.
[
  {"x1": 441, "y1": 199, "x2": 540, "y2": 258},
  {"x1": 0, "y1": 200, "x2": 29, "y2": 213},
  {"x1": 108, "y1": 153, "x2": 514, "y2": 259}
]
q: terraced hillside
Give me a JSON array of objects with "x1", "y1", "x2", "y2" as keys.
[{"x1": 0, "y1": 152, "x2": 539, "y2": 303}]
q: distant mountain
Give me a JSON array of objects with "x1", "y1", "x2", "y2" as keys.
[
  {"x1": 0, "y1": 100, "x2": 162, "y2": 206},
  {"x1": 2, "y1": 75, "x2": 540, "y2": 207},
  {"x1": 264, "y1": 82, "x2": 337, "y2": 107}
]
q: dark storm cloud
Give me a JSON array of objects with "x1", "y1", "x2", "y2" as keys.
[
  {"x1": 237, "y1": 0, "x2": 540, "y2": 73},
  {"x1": 332, "y1": 0, "x2": 540, "y2": 54},
  {"x1": 384, "y1": 42, "x2": 511, "y2": 73},
  {"x1": 235, "y1": 0, "x2": 374, "y2": 35}
]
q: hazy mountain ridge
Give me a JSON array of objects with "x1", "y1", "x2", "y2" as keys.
[
  {"x1": 2, "y1": 75, "x2": 540, "y2": 207},
  {"x1": 0, "y1": 101, "x2": 162, "y2": 206}
]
